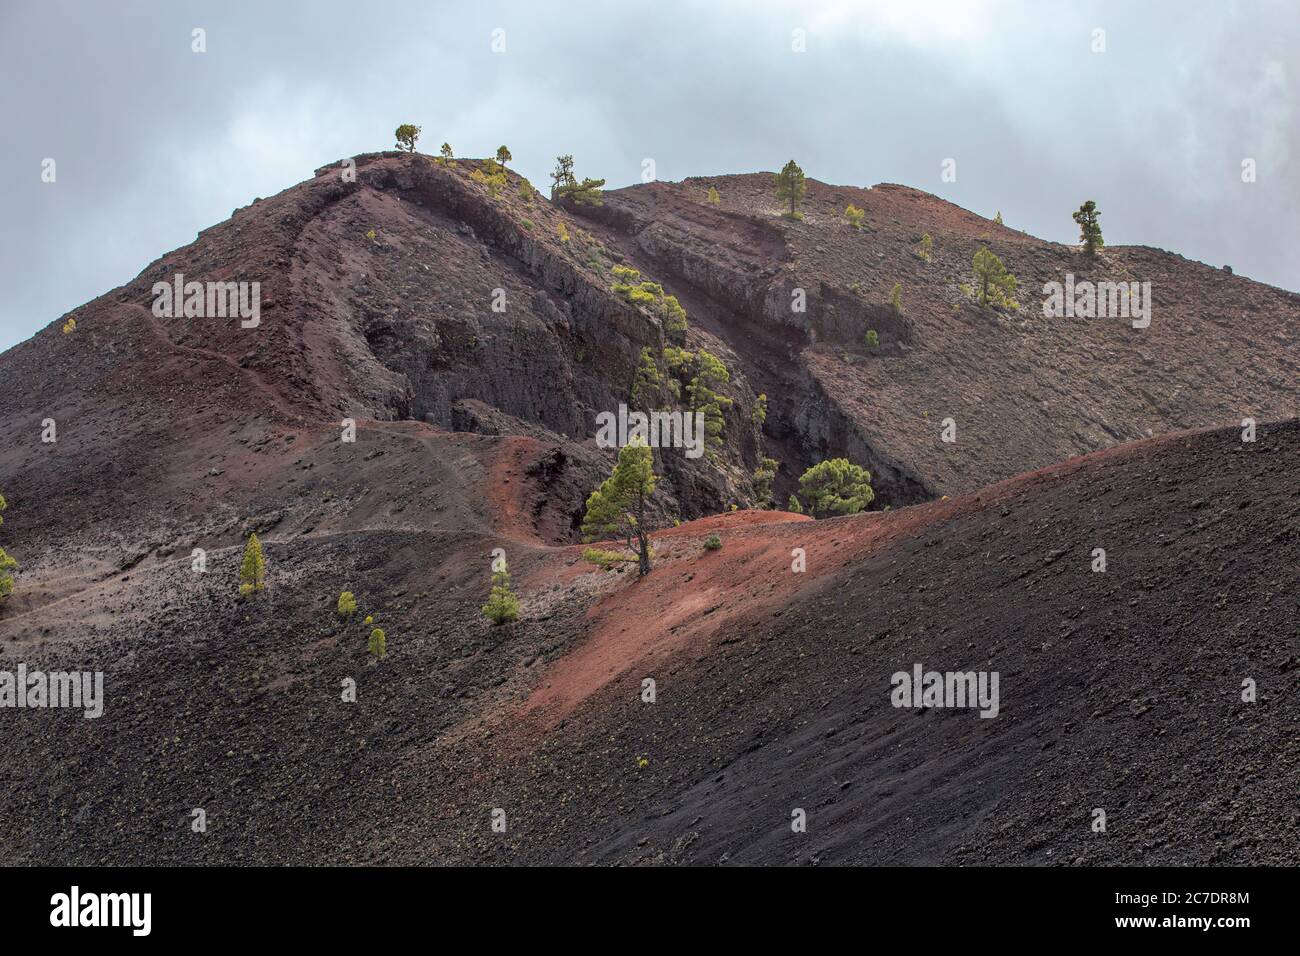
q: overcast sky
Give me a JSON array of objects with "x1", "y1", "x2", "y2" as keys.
[{"x1": 2, "y1": 0, "x2": 1296, "y2": 352}]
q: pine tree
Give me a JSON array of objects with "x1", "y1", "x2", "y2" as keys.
[
  {"x1": 550, "y1": 155, "x2": 575, "y2": 197},
  {"x1": 0, "y1": 492, "x2": 15, "y2": 603},
  {"x1": 481, "y1": 560, "x2": 521, "y2": 625},
  {"x1": 774, "y1": 159, "x2": 807, "y2": 219},
  {"x1": 581, "y1": 439, "x2": 657, "y2": 576},
  {"x1": 787, "y1": 494, "x2": 804, "y2": 514},
  {"x1": 659, "y1": 293, "x2": 688, "y2": 343},
  {"x1": 917, "y1": 233, "x2": 934, "y2": 262},
  {"x1": 844, "y1": 204, "x2": 865, "y2": 229},
  {"x1": 971, "y1": 247, "x2": 1019, "y2": 309},
  {"x1": 495, "y1": 145, "x2": 512, "y2": 167},
  {"x1": 239, "y1": 532, "x2": 266, "y2": 596},
  {"x1": 889, "y1": 283, "x2": 903, "y2": 313},
  {"x1": 438, "y1": 142, "x2": 454, "y2": 166},
  {"x1": 752, "y1": 457, "x2": 779, "y2": 508},
  {"x1": 368, "y1": 628, "x2": 387, "y2": 659},
  {"x1": 394, "y1": 124, "x2": 421, "y2": 153},
  {"x1": 631, "y1": 347, "x2": 663, "y2": 409},
  {"x1": 1073, "y1": 200, "x2": 1103, "y2": 256},
  {"x1": 706, "y1": 186, "x2": 721, "y2": 205},
  {"x1": 798, "y1": 459, "x2": 874, "y2": 517},
  {"x1": 683, "y1": 350, "x2": 733, "y2": 454},
  {"x1": 994, "y1": 211, "x2": 1004, "y2": 225}
]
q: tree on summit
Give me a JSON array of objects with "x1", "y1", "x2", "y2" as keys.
[
  {"x1": 774, "y1": 159, "x2": 807, "y2": 219},
  {"x1": 495, "y1": 145, "x2": 512, "y2": 167},
  {"x1": 581, "y1": 439, "x2": 657, "y2": 577},
  {"x1": 1073, "y1": 200, "x2": 1103, "y2": 257},
  {"x1": 394, "y1": 124, "x2": 421, "y2": 153},
  {"x1": 551, "y1": 154, "x2": 604, "y2": 205}
]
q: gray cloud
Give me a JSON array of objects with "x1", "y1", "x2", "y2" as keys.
[{"x1": 2, "y1": 0, "x2": 1296, "y2": 351}]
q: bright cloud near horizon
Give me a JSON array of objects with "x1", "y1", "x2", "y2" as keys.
[{"x1": 1, "y1": 0, "x2": 1296, "y2": 352}]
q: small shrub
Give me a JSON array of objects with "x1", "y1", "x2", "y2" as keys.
[
  {"x1": 844, "y1": 204, "x2": 865, "y2": 229},
  {"x1": 62, "y1": 318, "x2": 76, "y2": 334},
  {"x1": 864, "y1": 329, "x2": 879, "y2": 348},
  {"x1": 337, "y1": 591, "x2": 357, "y2": 617},
  {"x1": 556, "y1": 222, "x2": 570, "y2": 243},
  {"x1": 706, "y1": 186, "x2": 721, "y2": 205},
  {"x1": 917, "y1": 233, "x2": 933, "y2": 262},
  {"x1": 703, "y1": 533, "x2": 722, "y2": 552},
  {"x1": 520, "y1": 218, "x2": 534, "y2": 231},
  {"x1": 787, "y1": 495, "x2": 803, "y2": 514},
  {"x1": 368, "y1": 628, "x2": 387, "y2": 659},
  {"x1": 889, "y1": 283, "x2": 902, "y2": 313},
  {"x1": 582, "y1": 547, "x2": 632, "y2": 570}
]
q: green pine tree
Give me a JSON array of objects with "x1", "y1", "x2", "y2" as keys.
[
  {"x1": 797, "y1": 459, "x2": 874, "y2": 517},
  {"x1": 481, "y1": 560, "x2": 521, "y2": 625},
  {"x1": 239, "y1": 533, "x2": 266, "y2": 596},
  {"x1": 581, "y1": 439, "x2": 657, "y2": 576},
  {"x1": 774, "y1": 159, "x2": 807, "y2": 219},
  {"x1": 394, "y1": 124, "x2": 420, "y2": 153},
  {"x1": 368, "y1": 627, "x2": 387, "y2": 659},
  {"x1": 0, "y1": 492, "x2": 15, "y2": 603},
  {"x1": 971, "y1": 247, "x2": 1020, "y2": 309},
  {"x1": 1073, "y1": 200, "x2": 1103, "y2": 256},
  {"x1": 752, "y1": 457, "x2": 779, "y2": 508}
]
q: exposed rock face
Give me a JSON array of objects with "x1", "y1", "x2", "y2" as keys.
[{"x1": 565, "y1": 172, "x2": 1299, "y2": 507}]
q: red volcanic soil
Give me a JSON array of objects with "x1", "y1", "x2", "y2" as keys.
[{"x1": 431, "y1": 419, "x2": 1299, "y2": 866}]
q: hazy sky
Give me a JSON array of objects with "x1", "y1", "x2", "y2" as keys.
[{"x1": 2, "y1": 0, "x2": 1296, "y2": 352}]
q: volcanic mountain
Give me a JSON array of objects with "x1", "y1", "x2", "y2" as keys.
[{"x1": 0, "y1": 151, "x2": 1295, "y2": 865}]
